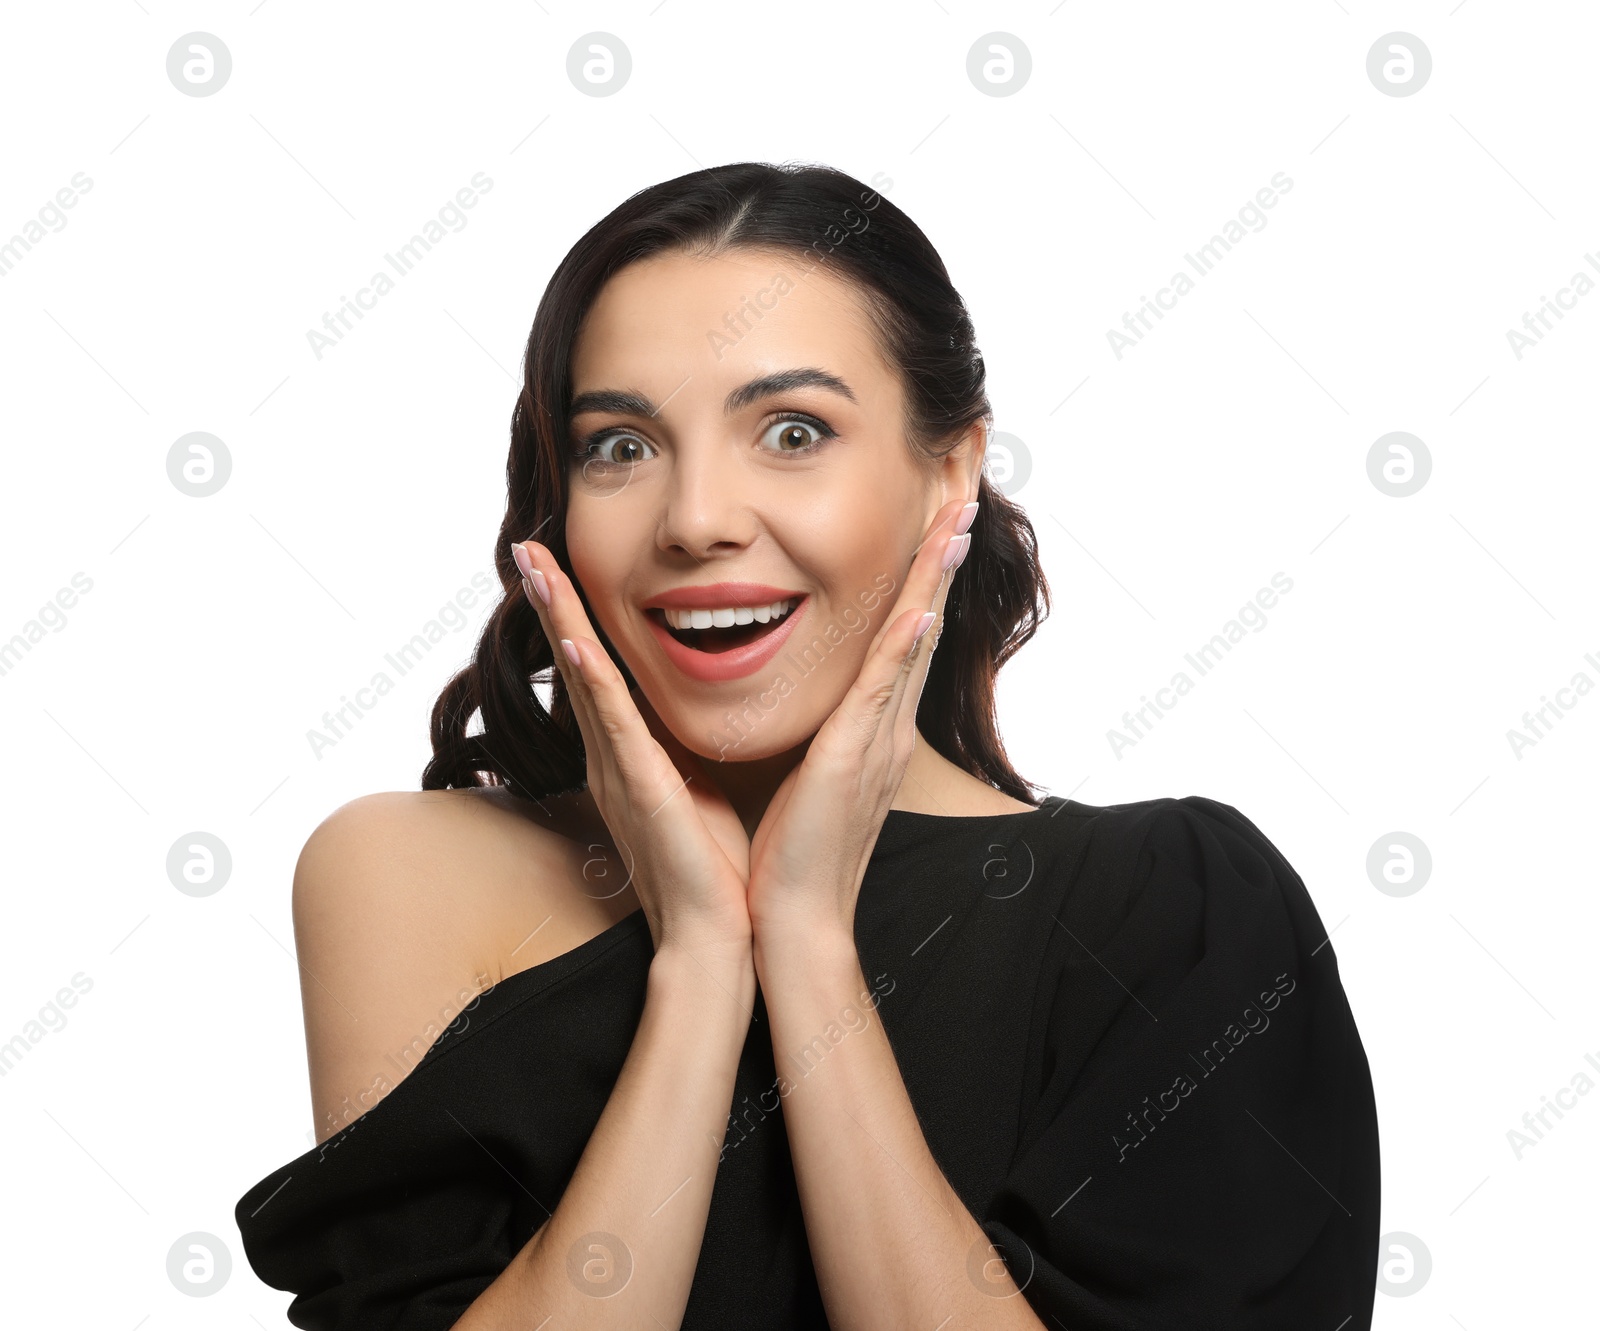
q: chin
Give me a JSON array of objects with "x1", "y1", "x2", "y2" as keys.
[{"x1": 642, "y1": 673, "x2": 826, "y2": 766}]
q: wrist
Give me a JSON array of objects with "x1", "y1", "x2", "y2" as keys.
[
  {"x1": 649, "y1": 930, "x2": 757, "y2": 1004},
  {"x1": 752, "y1": 917, "x2": 858, "y2": 985}
]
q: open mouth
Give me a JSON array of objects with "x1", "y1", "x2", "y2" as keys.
[{"x1": 647, "y1": 596, "x2": 802, "y2": 655}]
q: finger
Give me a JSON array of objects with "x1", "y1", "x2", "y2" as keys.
[
  {"x1": 636, "y1": 693, "x2": 713, "y2": 788},
  {"x1": 635, "y1": 691, "x2": 753, "y2": 878},
  {"x1": 860, "y1": 497, "x2": 974, "y2": 663},
  {"x1": 510, "y1": 539, "x2": 612, "y2": 783},
  {"x1": 550, "y1": 576, "x2": 685, "y2": 798},
  {"x1": 911, "y1": 497, "x2": 977, "y2": 628},
  {"x1": 856, "y1": 497, "x2": 976, "y2": 734},
  {"x1": 897, "y1": 501, "x2": 976, "y2": 712},
  {"x1": 513, "y1": 540, "x2": 682, "y2": 808},
  {"x1": 805, "y1": 603, "x2": 931, "y2": 795},
  {"x1": 823, "y1": 493, "x2": 976, "y2": 787}
]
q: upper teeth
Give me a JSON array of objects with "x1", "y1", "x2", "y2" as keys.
[{"x1": 664, "y1": 597, "x2": 799, "y2": 631}]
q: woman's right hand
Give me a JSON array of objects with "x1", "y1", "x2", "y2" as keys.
[{"x1": 511, "y1": 539, "x2": 753, "y2": 967}]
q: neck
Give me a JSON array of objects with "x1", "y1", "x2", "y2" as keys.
[
  {"x1": 703, "y1": 736, "x2": 814, "y2": 838},
  {"x1": 692, "y1": 728, "x2": 973, "y2": 838},
  {"x1": 629, "y1": 687, "x2": 973, "y2": 837}
]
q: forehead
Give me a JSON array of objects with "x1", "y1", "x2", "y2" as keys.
[{"x1": 569, "y1": 248, "x2": 897, "y2": 401}]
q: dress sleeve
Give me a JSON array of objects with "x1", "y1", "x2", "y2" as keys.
[
  {"x1": 234, "y1": 1107, "x2": 525, "y2": 1331},
  {"x1": 979, "y1": 796, "x2": 1380, "y2": 1330}
]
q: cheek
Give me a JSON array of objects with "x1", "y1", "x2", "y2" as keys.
[
  {"x1": 777, "y1": 499, "x2": 913, "y2": 638},
  {"x1": 786, "y1": 481, "x2": 903, "y2": 570},
  {"x1": 564, "y1": 510, "x2": 633, "y2": 620},
  {"x1": 833, "y1": 520, "x2": 911, "y2": 612}
]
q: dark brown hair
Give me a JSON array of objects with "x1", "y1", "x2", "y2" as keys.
[{"x1": 421, "y1": 161, "x2": 1051, "y2": 804}]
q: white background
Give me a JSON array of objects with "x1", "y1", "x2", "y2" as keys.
[{"x1": 1, "y1": 2, "x2": 1594, "y2": 1326}]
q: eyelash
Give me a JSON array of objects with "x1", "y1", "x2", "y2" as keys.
[{"x1": 570, "y1": 410, "x2": 838, "y2": 471}]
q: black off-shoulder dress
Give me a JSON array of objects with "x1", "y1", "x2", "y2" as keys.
[{"x1": 235, "y1": 794, "x2": 1381, "y2": 1329}]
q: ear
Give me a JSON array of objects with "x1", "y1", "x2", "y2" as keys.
[{"x1": 931, "y1": 418, "x2": 989, "y2": 515}]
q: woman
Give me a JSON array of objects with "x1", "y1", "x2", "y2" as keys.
[{"x1": 235, "y1": 161, "x2": 1380, "y2": 1330}]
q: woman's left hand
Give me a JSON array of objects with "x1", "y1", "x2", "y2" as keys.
[{"x1": 744, "y1": 496, "x2": 977, "y2": 951}]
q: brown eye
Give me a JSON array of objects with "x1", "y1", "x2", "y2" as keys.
[
  {"x1": 574, "y1": 431, "x2": 657, "y2": 468},
  {"x1": 758, "y1": 414, "x2": 835, "y2": 456}
]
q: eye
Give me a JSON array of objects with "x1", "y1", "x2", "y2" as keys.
[
  {"x1": 572, "y1": 430, "x2": 658, "y2": 470},
  {"x1": 757, "y1": 412, "x2": 836, "y2": 457}
]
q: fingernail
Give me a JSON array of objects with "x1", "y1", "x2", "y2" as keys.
[
  {"x1": 940, "y1": 532, "x2": 969, "y2": 570},
  {"x1": 952, "y1": 532, "x2": 972, "y2": 569},
  {"x1": 529, "y1": 568, "x2": 550, "y2": 606},
  {"x1": 955, "y1": 501, "x2": 979, "y2": 535},
  {"x1": 561, "y1": 638, "x2": 580, "y2": 667},
  {"x1": 914, "y1": 611, "x2": 937, "y2": 642},
  {"x1": 511, "y1": 542, "x2": 533, "y2": 579}
]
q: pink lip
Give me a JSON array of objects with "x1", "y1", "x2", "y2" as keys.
[{"x1": 644, "y1": 595, "x2": 808, "y2": 683}]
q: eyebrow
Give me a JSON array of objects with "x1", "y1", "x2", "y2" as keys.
[{"x1": 567, "y1": 368, "x2": 857, "y2": 422}]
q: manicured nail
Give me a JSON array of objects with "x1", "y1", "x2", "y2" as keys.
[
  {"x1": 511, "y1": 542, "x2": 534, "y2": 578},
  {"x1": 561, "y1": 638, "x2": 580, "y2": 667},
  {"x1": 529, "y1": 568, "x2": 550, "y2": 606},
  {"x1": 952, "y1": 532, "x2": 972, "y2": 569},
  {"x1": 913, "y1": 611, "x2": 937, "y2": 642},
  {"x1": 940, "y1": 532, "x2": 969, "y2": 570},
  {"x1": 955, "y1": 501, "x2": 979, "y2": 535}
]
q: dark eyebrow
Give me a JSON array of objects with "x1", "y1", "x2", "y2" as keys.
[{"x1": 567, "y1": 368, "x2": 856, "y2": 422}]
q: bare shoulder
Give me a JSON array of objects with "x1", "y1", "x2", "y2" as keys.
[{"x1": 291, "y1": 785, "x2": 638, "y2": 1144}]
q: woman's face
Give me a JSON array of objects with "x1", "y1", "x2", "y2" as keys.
[{"x1": 564, "y1": 247, "x2": 978, "y2": 764}]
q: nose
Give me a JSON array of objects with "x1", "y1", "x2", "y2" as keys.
[{"x1": 654, "y1": 441, "x2": 758, "y2": 562}]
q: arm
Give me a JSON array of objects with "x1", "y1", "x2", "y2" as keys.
[
  {"x1": 731, "y1": 494, "x2": 1014, "y2": 1326},
  {"x1": 452, "y1": 539, "x2": 766, "y2": 1325},
  {"x1": 289, "y1": 793, "x2": 757, "y2": 1329},
  {"x1": 754, "y1": 927, "x2": 1047, "y2": 1331},
  {"x1": 454, "y1": 936, "x2": 755, "y2": 1330}
]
